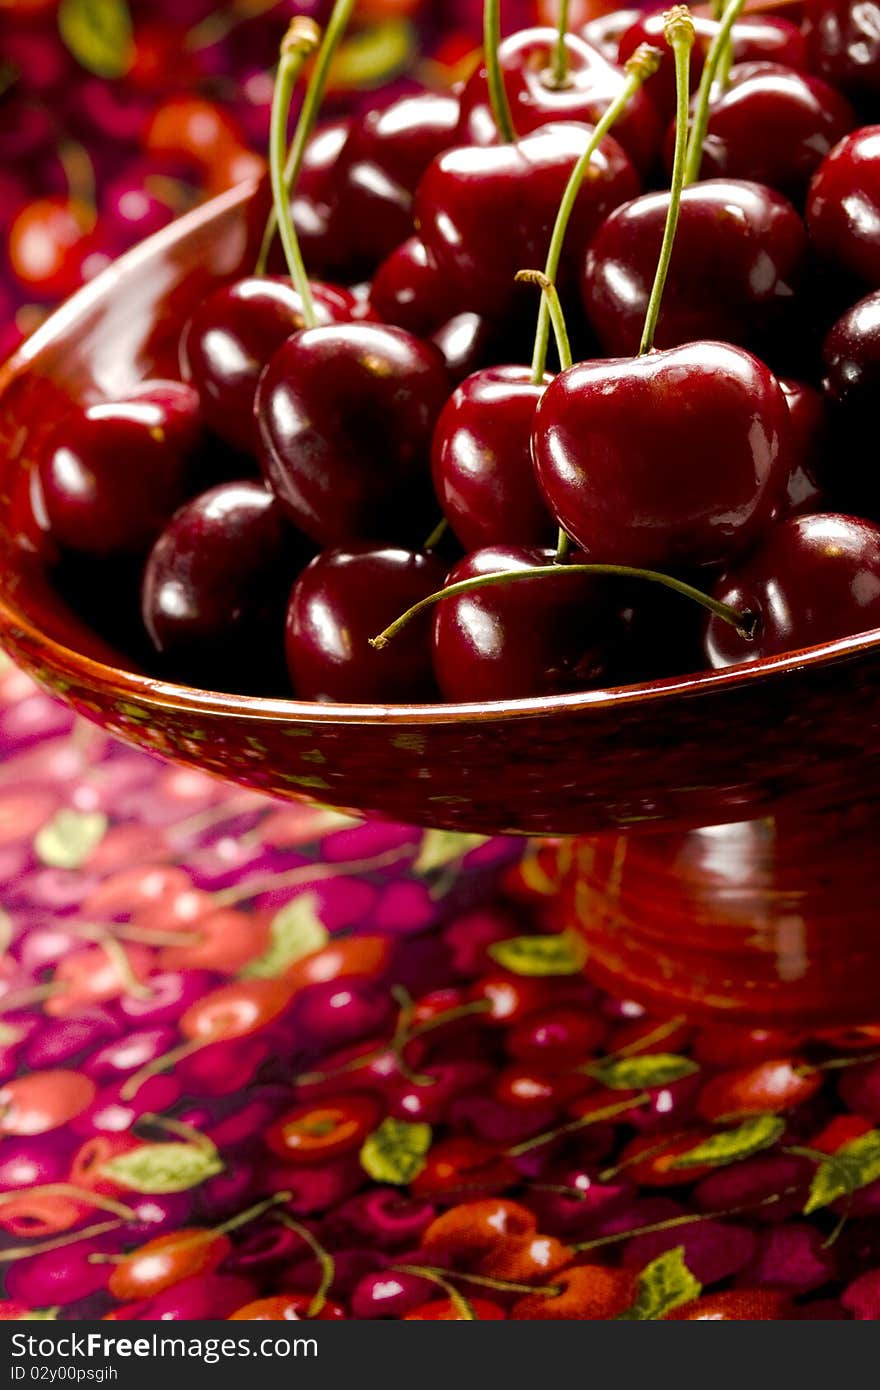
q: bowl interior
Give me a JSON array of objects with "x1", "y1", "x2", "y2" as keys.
[{"x1": 3, "y1": 181, "x2": 880, "y2": 837}]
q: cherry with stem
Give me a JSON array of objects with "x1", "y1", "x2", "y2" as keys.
[
  {"x1": 255, "y1": 0, "x2": 357, "y2": 274},
  {"x1": 370, "y1": 563, "x2": 754, "y2": 651}
]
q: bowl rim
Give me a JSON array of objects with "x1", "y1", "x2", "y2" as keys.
[{"x1": 3, "y1": 180, "x2": 880, "y2": 730}]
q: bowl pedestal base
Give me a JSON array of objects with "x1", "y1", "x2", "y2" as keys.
[{"x1": 553, "y1": 809, "x2": 880, "y2": 1028}]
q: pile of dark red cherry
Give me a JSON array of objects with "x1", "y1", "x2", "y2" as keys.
[{"x1": 31, "y1": 0, "x2": 880, "y2": 704}]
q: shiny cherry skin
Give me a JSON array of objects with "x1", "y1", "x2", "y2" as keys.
[
  {"x1": 821, "y1": 290, "x2": 880, "y2": 512},
  {"x1": 249, "y1": 121, "x2": 352, "y2": 279},
  {"x1": 532, "y1": 342, "x2": 791, "y2": 572},
  {"x1": 286, "y1": 545, "x2": 447, "y2": 703},
  {"x1": 804, "y1": 0, "x2": 880, "y2": 105},
  {"x1": 416, "y1": 122, "x2": 639, "y2": 322},
  {"x1": 618, "y1": 9, "x2": 807, "y2": 119},
  {"x1": 432, "y1": 545, "x2": 630, "y2": 703},
  {"x1": 457, "y1": 27, "x2": 662, "y2": 174},
  {"x1": 38, "y1": 381, "x2": 202, "y2": 556},
  {"x1": 705, "y1": 513, "x2": 880, "y2": 667},
  {"x1": 432, "y1": 366, "x2": 555, "y2": 550},
  {"x1": 823, "y1": 288, "x2": 880, "y2": 418},
  {"x1": 334, "y1": 93, "x2": 461, "y2": 269},
  {"x1": 779, "y1": 379, "x2": 827, "y2": 517},
  {"x1": 675, "y1": 62, "x2": 855, "y2": 201},
  {"x1": 808, "y1": 127, "x2": 880, "y2": 287},
  {"x1": 256, "y1": 323, "x2": 450, "y2": 546},
  {"x1": 582, "y1": 9, "x2": 644, "y2": 62},
  {"x1": 370, "y1": 237, "x2": 459, "y2": 337},
  {"x1": 141, "y1": 481, "x2": 305, "y2": 687},
  {"x1": 180, "y1": 276, "x2": 355, "y2": 454},
  {"x1": 583, "y1": 179, "x2": 808, "y2": 359}
]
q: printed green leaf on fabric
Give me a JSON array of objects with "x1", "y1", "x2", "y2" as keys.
[
  {"x1": 240, "y1": 893, "x2": 329, "y2": 978},
  {"x1": 58, "y1": 0, "x2": 133, "y2": 77},
  {"x1": 671, "y1": 1115, "x2": 786, "y2": 1170},
  {"x1": 804, "y1": 1130, "x2": 880, "y2": 1214},
  {"x1": 586, "y1": 1054, "x2": 699, "y2": 1091},
  {"x1": 488, "y1": 931, "x2": 587, "y2": 977},
  {"x1": 101, "y1": 1143, "x2": 223, "y2": 1194},
  {"x1": 413, "y1": 830, "x2": 488, "y2": 874},
  {"x1": 360, "y1": 1118, "x2": 432, "y2": 1185},
  {"x1": 618, "y1": 1248, "x2": 702, "y2": 1321},
  {"x1": 35, "y1": 810, "x2": 108, "y2": 869}
]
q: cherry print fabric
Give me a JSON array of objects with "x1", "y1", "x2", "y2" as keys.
[{"x1": 2, "y1": 0, "x2": 879, "y2": 1324}]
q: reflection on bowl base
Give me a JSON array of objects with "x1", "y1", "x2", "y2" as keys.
[{"x1": 553, "y1": 809, "x2": 880, "y2": 1027}]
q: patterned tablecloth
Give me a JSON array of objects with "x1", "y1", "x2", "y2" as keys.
[{"x1": 3, "y1": 0, "x2": 880, "y2": 1325}]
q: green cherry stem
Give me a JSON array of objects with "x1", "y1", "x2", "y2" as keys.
[
  {"x1": 516, "y1": 270, "x2": 574, "y2": 561},
  {"x1": 269, "y1": 18, "x2": 322, "y2": 325},
  {"x1": 683, "y1": 0, "x2": 747, "y2": 186},
  {"x1": 369, "y1": 563, "x2": 755, "y2": 652},
  {"x1": 529, "y1": 42, "x2": 662, "y2": 382},
  {"x1": 550, "y1": 0, "x2": 573, "y2": 88},
  {"x1": 517, "y1": 270, "x2": 573, "y2": 370},
  {"x1": 256, "y1": 0, "x2": 357, "y2": 275},
  {"x1": 272, "y1": 1212, "x2": 336, "y2": 1318},
  {"x1": 423, "y1": 518, "x2": 450, "y2": 552},
  {"x1": 638, "y1": 6, "x2": 694, "y2": 356},
  {"x1": 485, "y1": 0, "x2": 517, "y2": 143},
  {"x1": 395, "y1": 1264, "x2": 563, "y2": 1298}
]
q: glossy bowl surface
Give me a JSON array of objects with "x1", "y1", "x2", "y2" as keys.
[{"x1": 2, "y1": 180, "x2": 880, "y2": 838}]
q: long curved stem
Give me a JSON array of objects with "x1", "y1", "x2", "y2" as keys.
[
  {"x1": 638, "y1": 8, "x2": 694, "y2": 357},
  {"x1": 529, "y1": 43, "x2": 662, "y2": 383},
  {"x1": 255, "y1": 0, "x2": 357, "y2": 275},
  {"x1": 683, "y1": 0, "x2": 747, "y2": 185},
  {"x1": 485, "y1": 0, "x2": 516, "y2": 142},
  {"x1": 370, "y1": 563, "x2": 754, "y2": 651},
  {"x1": 269, "y1": 19, "x2": 322, "y2": 326}
]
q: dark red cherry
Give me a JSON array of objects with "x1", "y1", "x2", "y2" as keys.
[
  {"x1": 248, "y1": 121, "x2": 352, "y2": 279},
  {"x1": 808, "y1": 127, "x2": 880, "y2": 287},
  {"x1": 333, "y1": 93, "x2": 460, "y2": 269},
  {"x1": 673, "y1": 62, "x2": 855, "y2": 201},
  {"x1": 457, "y1": 27, "x2": 662, "y2": 174},
  {"x1": 416, "y1": 122, "x2": 639, "y2": 322},
  {"x1": 370, "y1": 238, "x2": 457, "y2": 337},
  {"x1": 705, "y1": 513, "x2": 880, "y2": 666},
  {"x1": 582, "y1": 10, "x2": 644, "y2": 63},
  {"x1": 180, "y1": 276, "x2": 355, "y2": 455},
  {"x1": 804, "y1": 0, "x2": 880, "y2": 105},
  {"x1": 779, "y1": 379, "x2": 827, "y2": 517},
  {"x1": 286, "y1": 545, "x2": 447, "y2": 702},
  {"x1": 256, "y1": 323, "x2": 450, "y2": 546},
  {"x1": 532, "y1": 342, "x2": 791, "y2": 571},
  {"x1": 429, "y1": 313, "x2": 501, "y2": 386},
  {"x1": 583, "y1": 179, "x2": 808, "y2": 359},
  {"x1": 432, "y1": 366, "x2": 555, "y2": 550},
  {"x1": 141, "y1": 481, "x2": 303, "y2": 688},
  {"x1": 618, "y1": 9, "x2": 807, "y2": 120},
  {"x1": 821, "y1": 290, "x2": 880, "y2": 512},
  {"x1": 431, "y1": 545, "x2": 629, "y2": 703},
  {"x1": 291, "y1": 119, "x2": 352, "y2": 277},
  {"x1": 39, "y1": 381, "x2": 202, "y2": 556}
]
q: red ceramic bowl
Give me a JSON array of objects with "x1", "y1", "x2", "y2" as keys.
[{"x1": 2, "y1": 178, "x2": 879, "y2": 1025}]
